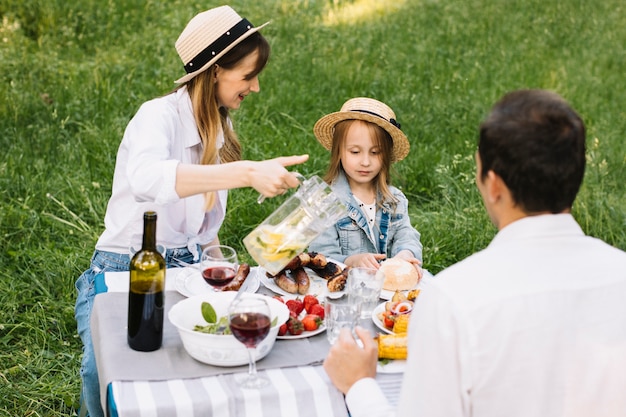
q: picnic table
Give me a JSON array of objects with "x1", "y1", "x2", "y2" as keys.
[{"x1": 91, "y1": 268, "x2": 404, "y2": 416}]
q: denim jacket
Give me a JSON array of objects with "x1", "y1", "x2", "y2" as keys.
[{"x1": 308, "y1": 171, "x2": 422, "y2": 264}]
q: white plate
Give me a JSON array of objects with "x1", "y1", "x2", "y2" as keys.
[
  {"x1": 276, "y1": 304, "x2": 327, "y2": 339},
  {"x1": 377, "y1": 359, "x2": 407, "y2": 373},
  {"x1": 174, "y1": 266, "x2": 261, "y2": 298},
  {"x1": 259, "y1": 267, "x2": 345, "y2": 300},
  {"x1": 277, "y1": 324, "x2": 326, "y2": 340},
  {"x1": 373, "y1": 301, "x2": 407, "y2": 374},
  {"x1": 371, "y1": 302, "x2": 394, "y2": 334},
  {"x1": 379, "y1": 269, "x2": 433, "y2": 300}
]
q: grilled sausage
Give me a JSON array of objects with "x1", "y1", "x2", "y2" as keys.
[
  {"x1": 310, "y1": 261, "x2": 343, "y2": 279},
  {"x1": 293, "y1": 267, "x2": 310, "y2": 295},
  {"x1": 283, "y1": 252, "x2": 311, "y2": 271},
  {"x1": 274, "y1": 271, "x2": 299, "y2": 294},
  {"x1": 307, "y1": 251, "x2": 328, "y2": 269},
  {"x1": 326, "y1": 266, "x2": 349, "y2": 292}
]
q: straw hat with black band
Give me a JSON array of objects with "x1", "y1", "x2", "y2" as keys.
[
  {"x1": 174, "y1": 6, "x2": 270, "y2": 84},
  {"x1": 313, "y1": 97, "x2": 410, "y2": 162}
]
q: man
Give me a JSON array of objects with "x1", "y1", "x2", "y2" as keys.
[{"x1": 324, "y1": 89, "x2": 626, "y2": 417}]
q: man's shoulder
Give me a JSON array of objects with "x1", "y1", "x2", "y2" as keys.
[{"x1": 436, "y1": 247, "x2": 491, "y2": 276}]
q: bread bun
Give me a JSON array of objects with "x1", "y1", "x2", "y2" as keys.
[{"x1": 379, "y1": 258, "x2": 419, "y2": 291}]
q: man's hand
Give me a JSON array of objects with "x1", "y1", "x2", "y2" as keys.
[{"x1": 323, "y1": 326, "x2": 378, "y2": 394}]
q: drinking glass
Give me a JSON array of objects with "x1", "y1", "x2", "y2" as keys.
[
  {"x1": 347, "y1": 267, "x2": 385, "y2": 319},
  {"x1": 324, "y1": 294, "x2": 361, "y2": 345},
  {"x1": 228, "y1": 296, "x2": 271, "y2": 388},
  {"x1": 201, "y1": 245, "x2": 239, "y2": 289}
]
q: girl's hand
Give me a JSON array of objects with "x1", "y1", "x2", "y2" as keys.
[
  {"x1": 393, "y1": 250, "x2": 423, "y2": 280},
  {"x1": 345, "y1": 253, "x2": 386, "y2": 269}
]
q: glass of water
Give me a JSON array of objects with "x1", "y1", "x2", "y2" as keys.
[
  {"x1": 347, "y1": 267, "x2": 386, "y2": 319},
  {"x1": 324, "y1": 294, "x2": 361, "y2": 345}
]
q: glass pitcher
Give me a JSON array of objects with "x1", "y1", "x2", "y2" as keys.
[{"x1": 243, "y1": 174, "x2": 347, "y2": 275}]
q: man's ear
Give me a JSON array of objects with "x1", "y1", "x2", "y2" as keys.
[{"x1": 485, "y1": 170, "x2": 505, "y2": 204}]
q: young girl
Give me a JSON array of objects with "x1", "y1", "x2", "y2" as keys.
[
  {"x1": 75, "y1": 6, "x2": 306, "y2": 417},
  {"x1": 308, "y1": 97, "x2": 422, "y2": 274}
]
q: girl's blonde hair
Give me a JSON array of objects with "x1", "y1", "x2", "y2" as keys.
[
  {"x1": 176, "y1": 32, "x2": 270, "y2": 210},
  {"x1": 323, "y1": 119, "x2": 398, "y2": 210}
]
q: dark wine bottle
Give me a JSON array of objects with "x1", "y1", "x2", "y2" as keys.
[{"x1": 127, "y1": 211, "x2": 166, "y2": 351}]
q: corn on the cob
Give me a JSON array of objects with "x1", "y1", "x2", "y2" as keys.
[
  {"x1": 377, "y1": 333, "x2": 408, "y2": 359},
  {"x1": 407, "y1": 289, "x2": 421, "y2": 301},
  {"x1": 392, "y1": 313, "x2": 410, "y2": 333}
]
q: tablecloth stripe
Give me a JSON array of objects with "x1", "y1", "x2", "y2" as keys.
[
  {"x1": 265, "y1": 369, "x2": 299, "y2": 416},
  {"x1": 134, "y1": 381, "x2": 158, "y2": 417},
  {"x1": 376, "y1": 373, "x2": 402, "y2": 407},
  {"x1": 235, "y1": 377, "x2": 263, "y2": 416},
  {"x1": 167, "y1": 379, "x2": 194, "y2": 416},
  {"x1": 151, "y1": 380, "x2": 177, "y2": 415},
  {"x1": 299, "y1": 366, "x2": 337, "y2": 417},
  {"x1": 200, "y1": 376, "x2": 231, "y2": 416},
  {"x1": 182, "y1": 377, "x2": 217, "y2": 416}
]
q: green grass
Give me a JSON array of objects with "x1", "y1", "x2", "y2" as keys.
[{"x1": 1, "y1": 0, "x2": 625, "y2": 415}]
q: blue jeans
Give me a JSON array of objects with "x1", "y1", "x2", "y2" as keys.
[{"x1": 75, "y1": 247, "x2": 197, "y2": 417}]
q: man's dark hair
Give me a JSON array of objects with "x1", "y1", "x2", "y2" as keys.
[{"x1": 478, "y1": 89, "x2": 586, "y2": 213}]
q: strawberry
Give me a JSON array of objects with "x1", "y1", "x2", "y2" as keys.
[
  {"x1": 278, "y1": 322, "x2": 288, "y2": 336},
  {"x1": 285, "y1": 298, "x2": 304, "y2": 316},
  {"x1": 273, "y1": 295, "x2": 285, "y2": 304},
  {"x1": 303, "y1": 294, "x2": 319, "y2": 314},
  {"x1": 286, "y1": 317, "x2": 304, "y2": 335},
  {"x1": 310, "y1": 303, "x2": 325, "y2": 319},
  {"x1": 302, "y1": 314, "x2": 322, "y2": 331}
]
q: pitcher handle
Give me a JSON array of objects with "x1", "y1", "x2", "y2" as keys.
[{"x1": 257, "y1": 172, "x2": 306, "y2": 204}]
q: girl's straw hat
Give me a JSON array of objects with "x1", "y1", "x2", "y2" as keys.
[
  {"x1": 313, "y1": 97, "x2": 410, "y2": 162},
  {"x1": 174, "y1": 6, "x2": 269, "y2": 84}
]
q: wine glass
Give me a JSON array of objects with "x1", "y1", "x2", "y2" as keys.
[
  {"x1": 200, "y1": 245, "x2": 239, "y2": 289},
  {"x1": 228, "y1": 296, "x2": 272, "y2": 388}
]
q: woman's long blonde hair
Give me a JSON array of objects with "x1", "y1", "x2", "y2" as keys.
[
  {"x1": 324, "y1": 119, "x2": 398, "y2": 210},
  {"x1": 177, "y1": 31, "x2": 270, "y2": 210}
]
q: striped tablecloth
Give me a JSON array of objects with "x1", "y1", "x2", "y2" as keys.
[
  {"x1": 108, "y1": 365, "x2": 403, "y2": 417},
  {"x1": 109, "y1": 366, "x2": 348, "y2": 417}
]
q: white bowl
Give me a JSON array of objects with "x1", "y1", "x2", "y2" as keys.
[{"x1": 168, "y1": 292, "x2": 289, "y2": 366}]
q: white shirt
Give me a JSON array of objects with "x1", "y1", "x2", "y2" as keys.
[
  {"x1": 346, "y1": 214, "x2": 626, "y2": 417},
  {"x1": 96, "y1": 87, "x2": 227, "y2": 259}
]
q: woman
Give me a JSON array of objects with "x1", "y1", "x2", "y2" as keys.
[{"x1": 75, "y1": 6, "x2": 307, "y2": 416}]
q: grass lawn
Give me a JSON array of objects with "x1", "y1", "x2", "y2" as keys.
[{"x1": 1, "y1": 0, "x2": 625, "y2": 415}]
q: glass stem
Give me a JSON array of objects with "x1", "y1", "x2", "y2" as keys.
[{"x1": 247, "y1": 347, "x2": 258, "y2": 378}]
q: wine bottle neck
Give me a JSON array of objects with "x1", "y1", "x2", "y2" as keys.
[{"x1": 142, "y1": 212, "x2": 158, "y2": 251}]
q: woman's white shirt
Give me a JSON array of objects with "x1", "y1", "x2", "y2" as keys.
[{"x1": 96, "y1": 87, "x2": 226, "y2": 259}]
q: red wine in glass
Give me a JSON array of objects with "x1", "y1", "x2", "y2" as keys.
[
  {"x1": 229, "y1": 312, "x2": 271, "y2": 348},
  {"x1": 228, "y1": 296, "x2": 272, "y2": 389},
  {"x1": 202, "y1": 266, "x2": 236, "y2": 287}
]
